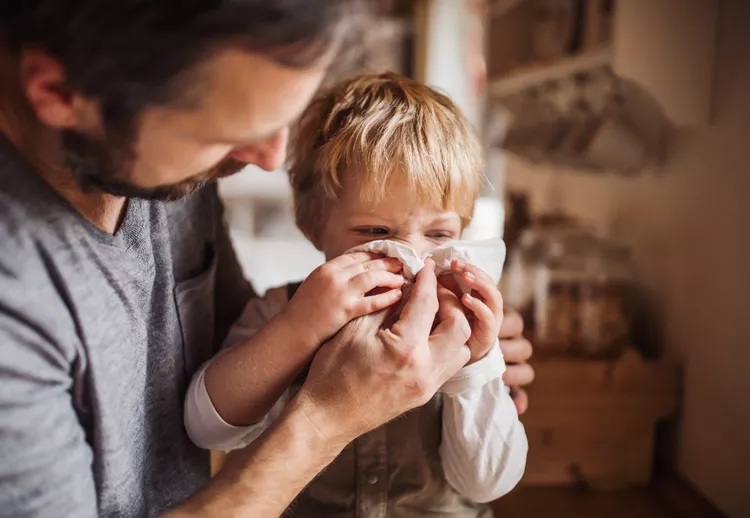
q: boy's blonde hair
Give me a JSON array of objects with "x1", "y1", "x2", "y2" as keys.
[{"x1": 288, "y1": 72, "x2": 485, "y2": 246}]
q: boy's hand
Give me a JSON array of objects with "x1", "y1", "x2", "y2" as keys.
[
  {"x1": 448, "y1": 259, "x2": 504, "y2": 364},
  {"x1": 295, "y1": 259, "x2": 472, "y2": 445},
  {"x1": 283, "y1": 252, "x2": 405, "y2": 346}
]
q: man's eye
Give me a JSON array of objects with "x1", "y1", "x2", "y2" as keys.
[{"x1": 356, "y1": 227, "x2": 390, "y2": 236}]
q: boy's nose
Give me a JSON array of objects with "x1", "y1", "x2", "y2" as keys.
[{"x1": 396, "y1": 236, "x2": 435, "y2": 259}]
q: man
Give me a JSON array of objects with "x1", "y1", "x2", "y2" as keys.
[{"x1": 0, "y1": 2, "x2": 535, "y2": 517}]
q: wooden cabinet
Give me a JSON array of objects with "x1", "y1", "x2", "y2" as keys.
[{"x1": 521, "y1": 348, "x2": 680, "y2": 488}]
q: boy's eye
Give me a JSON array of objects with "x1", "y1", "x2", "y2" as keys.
[
  {"x1": 355, "y1": 227, "x2": 390, "y2": 236},
  {"x1": 427, "y1": 232, "x2": 454, "y2": 240}
]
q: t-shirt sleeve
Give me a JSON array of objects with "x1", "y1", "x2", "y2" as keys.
[{"x1": 0, "y1": 285, "x2": 97, "y2": 517}]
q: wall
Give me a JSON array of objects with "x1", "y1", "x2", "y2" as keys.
[
  {"x1": 503, "y1": 1, "x2": 749, "y2": 516},
  {"x1": 421, "y1": 0, "x2": 476, "y2": 123}
]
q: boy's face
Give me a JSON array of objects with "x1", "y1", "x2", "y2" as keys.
[{"x1": 319, "y1": 173, "x2": 463, "y2": 261}]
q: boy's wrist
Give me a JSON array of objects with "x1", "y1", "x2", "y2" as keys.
[
  {"x1": 277, "y1": 305, "x2": 324, "y2": 352},
  {"x1": 466, "y1": 337, "x2": 498, "y2": 365}
]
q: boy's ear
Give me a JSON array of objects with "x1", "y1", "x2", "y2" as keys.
[{"x1": 306, "y1": 213, "x2": 328, "y2": 252}]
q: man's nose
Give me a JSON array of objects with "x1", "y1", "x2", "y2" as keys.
[{"x1": 229, "y1": 128, "x2": 288, "y2": 171}]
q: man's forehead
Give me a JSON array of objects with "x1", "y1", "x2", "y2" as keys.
[{"x1": 183, "y1": 48, "x2": 328, "y2": 140}]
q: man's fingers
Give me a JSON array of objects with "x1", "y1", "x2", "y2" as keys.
[
  {"x1": 503, "y1": 361, "x2": 535, "y2": 387},
  {"x1": 437, "y1": 273, "x2": 463, "y2": 300},
  {"x1": 509, "y1": 387, "x2": 529, "y2": 415},
  {"x1": 432, "y1": 285, "x2": 472, "y2": 350},
  {"x1": 499, "y1": 307, "x2": 524, "y2": 339},
  {"x1": 390, "y1": 259, "x2": 439, "y2": 340},
  {"x1": 436, "y1": 283, "x2": 464, "y2": 322},
  {"x1": 429, "y1": 318, "x2": 472, "y2": 384},
  {"x1": 344, "y1": 302, "x2": 393, "y2": 337},
  {"x1": 498, "y1": 337, "x2": 533, "y2": 364}
]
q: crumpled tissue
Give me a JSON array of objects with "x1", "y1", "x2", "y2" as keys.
[{"x1": 347, "y1": 239, "x2": 506, "y2": 293}]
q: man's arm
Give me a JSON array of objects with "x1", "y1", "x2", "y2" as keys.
[
  {"x1": 0, "y1": 310, "x2": 98, "y2": 517},
  {"x1": 167, "y1": 397, "x2": 342, "y2": 517}
]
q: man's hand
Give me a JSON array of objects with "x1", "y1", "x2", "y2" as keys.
[
  {"x1": 283, "y1": 252, "x2": 405, "y2": 347},
  {"x1": 294, "y1": 259, "x2": 472, "y2": 446},
  {"x1": 498, "y1": 307, "x2": 534, "y2": 415}
]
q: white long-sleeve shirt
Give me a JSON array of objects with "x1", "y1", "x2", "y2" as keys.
[{"x1": 184, "y1": 285, "x2": 527, "y2": 504}]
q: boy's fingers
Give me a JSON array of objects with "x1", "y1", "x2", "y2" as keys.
[
  {"x1": 462, "y1": 293, "x2": 495, "y2": 334},
  {"x1": 334, "y1": 251, "x2": 378, "y2": 267},
  {"x1": 347, "y1": 257, "x2": 404, "y2": 276},
  {"x1": 452, "y1": 260, "x2": 494, "y2": 285},
  {"x1": 460, "y1": 270, "x2": 503, "y2": 317},
  {"x1": 351, "y1": 270, "x2": 405, "y2": 293},
  {"x1": 355, "y1": 289, "x2": 403, "y2": 316}
]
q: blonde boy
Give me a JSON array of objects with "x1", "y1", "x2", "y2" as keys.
[{"x1": 185, "y1": 72, "x2": 527, "y2": 517}]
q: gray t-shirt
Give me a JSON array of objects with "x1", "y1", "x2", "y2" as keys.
[{"x1": 0, "y1": 137, "x2": 254, "y2": 517}]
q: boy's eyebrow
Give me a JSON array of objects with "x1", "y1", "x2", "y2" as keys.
[{"x1": 429, "y1": 214, "x2": 461, "y2": 223}]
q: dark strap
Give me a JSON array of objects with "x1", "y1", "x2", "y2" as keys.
[{"x1": 286, "y1": 281, "x2": 311, "y2": 385}]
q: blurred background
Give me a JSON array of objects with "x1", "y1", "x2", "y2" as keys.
[{"x1": 219, "y1": 1, "x2": 748, "y2": 517}]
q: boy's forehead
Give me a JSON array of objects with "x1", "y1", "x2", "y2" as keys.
[
  {"x1": 334, "y1": 167, "x2": 469, "y2": 227},
  {"x1": 339, "y1": 171, "x2": 439, "y2": 211}
]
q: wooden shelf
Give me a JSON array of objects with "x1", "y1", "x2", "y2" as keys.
[
  {"x1": 489, "y1": 47, "x2": 613, "y2": 99},
  {"x1": 488, "y1": 0, "x2": 527, "y2": 18},
  {"x1": 486, "y1": 0, "x2": 717, "y2": 126}
]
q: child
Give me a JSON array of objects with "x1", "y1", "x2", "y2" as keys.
[{"x1": 184, "y1": 72, "x2": 527, "y2": 517}]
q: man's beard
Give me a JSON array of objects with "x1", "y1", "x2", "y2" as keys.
[{"x1": 62, "y1": 130, "x2": 246, "y2": 201}]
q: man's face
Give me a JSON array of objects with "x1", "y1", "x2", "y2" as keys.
[{"x1": 66, "y1": 49, "x2": 329, "y2": 200}]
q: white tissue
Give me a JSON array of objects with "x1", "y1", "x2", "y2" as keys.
[{"x1": 348, "y1": 239, "x2": 506, "y2": 292}]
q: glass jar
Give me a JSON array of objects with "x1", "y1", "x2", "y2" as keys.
[{"x1": 529, "y1": 229, "x2": 633, "y2": 359}]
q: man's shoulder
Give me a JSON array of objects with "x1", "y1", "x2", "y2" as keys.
[
  {"x1": 0, "y1": 144, "x2": 79, "y2": 333},
  {"x1": 0, "y1": 199, "x2": 74, "y2": 365},
  {"x1": 0, "y1": 195, "x2": 69, "y2": 318},
  {"x1": 0, "y1": 140, "x2": 69, "y2": 250},
  {"x1": 0, "y1": 188, "x2": 44, "y2": 278}
]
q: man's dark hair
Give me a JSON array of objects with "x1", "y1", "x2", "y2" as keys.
[{"x1": 0, "y1": 0, "x2": 365, "y2": 140}]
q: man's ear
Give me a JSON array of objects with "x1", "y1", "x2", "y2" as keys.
[{"x1": 19, "y1": 49, "x2": 97, "y2": 131}]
